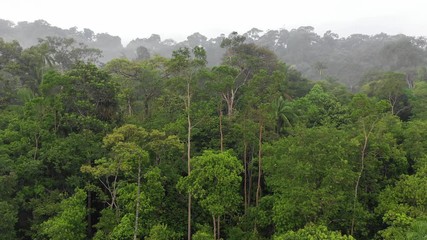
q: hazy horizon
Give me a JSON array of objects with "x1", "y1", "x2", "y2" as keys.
[{"x1": 1, "y1": 0, "x2": 427, "y2": 45}]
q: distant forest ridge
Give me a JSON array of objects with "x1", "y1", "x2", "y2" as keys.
[{"x1": 1, "y1": 18, "x2": 426, "y2": 87}]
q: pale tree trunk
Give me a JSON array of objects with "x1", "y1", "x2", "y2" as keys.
[
  {"x1": 133, "y1": 160, "x2": 142, "y2": 240},
  {"x1": 406, "y1": 73, "x2": 414, "y2": 89},
  {"x1": 87, "y1": 165, "x2": 93, "y2": 238},
  {"x1": 223, "y1": 91, "x2": 235, "y2": 117},
  {"x1": 351, "y1": 122, "x2": 375, "y2": 235},
  {"x1": 111, "y1": 171, "x2": 119, "y2": 211},
  {"x1": 212, "y1": 215, "x2": 216, "y2": 240},
  {"x1": 388, "y1": 93, "x2": 397, "y2": 115},
  {"x1": 127, "y1": 97, "x2": 133, "y2": 116},
  {"x1": 248, "y1": 145, "x2": 254, "y2": 207},
  {"x1": 222, "y1": 70, "x2": 250, "y2": 116},
  {"x1": 186, "y1": 81, "x2": 192, "y2": 240},
  {"x1": 243, "y1": 141, "x2": 248, "y2": 213},
  {"x1": 219, "y1": 109, "x2": 224, "y2": 152},
  {"x1": 87, "y1": 157, "x2": 93, "y2": 238},
  {"x1": 256, "y1": 123, "x2": 263, "y2": 206}
]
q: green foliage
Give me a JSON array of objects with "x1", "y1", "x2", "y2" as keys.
[
  {"x1": 40, "y1": 189, "x2": 87, "y2": 240},
  {"x1": 409, "y1": 81, "x2": 427, "y2": 120},
  {"x1": 0, "y1": 201, "x2": 18, "y2": 239},
  {"x1": 289, "y1": 84, "x2": 348, "y2": 127},
  {"x1": 110, "y1": 213, "x2": 135, "y2": 239},
  {"x1": 177, "y1": 150, "x2": 243, "y2": 217},
  {"x1": 104, "y1": 58, "x2": 165, "y2": 120},
  {"x1": 93, "y1": 208, "x2": 117, "y2": 240},
  {"x1": 403, "y1": 120, "x2": 427, "y2": 170},
  {"x1": 406, "y1": 217, "x2": 427, "y2": 240},
  {"x1": 274, "y1": 224, "x2": 354, "y2": 240},
  {"x1": 2, "y1": 32, "x2": 427, "y2": 240},
  {"x1": 37, "y1": 36, "x2": 102, "y2": 71},
  {"x1": 377, "y1": 165, "x2": 427, "y2": 239},
  {"x1": 264, "y1": 126, "x2": 355, "y2": 232},
  {"x1": 146, "y1": 224, "x2": 181, "y2": 240},
  {"x1": 361, "y1": 71, "x2": 412, "y2": 120},
  {"x1": 192, "y1": 225, "x2": 215, "y2": 240}
]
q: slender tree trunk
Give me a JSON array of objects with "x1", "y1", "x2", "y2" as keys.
[
  {"x1": 134, "y1": 160, "x2": 142, "y2": 240},
  {"x1": 223, "y1": 92, "x2": 235, "y2": 116},
  {"x1": 217, "y1": 216, "x2": 220, "y2": 239},
  {"x1": 248, "y1": 145, "x2": 254, "y2": 206},
  {"x1": 54, "y1": 110, "x2": 58, "y2": 133},
  {"x1": 219, "y1": 109, "x2": 224, "y2": 152},
  {"x1": 217, "y1": 216, "x2": 221, "y2": 239},
  {"x1": 127, "y1": 97, "x2": 132, "y2": 116},
  {"x1": 34, "y1": 133, "x2": 40, "y2": 160},
  {"x1": 406, "y1": 73, "x2": 414, "y2": 89},
  {"x1": 212, "y1": 215, "x2": 216, "y2": 240},
  {"x1": 112, "y1": 177, "x2": 118, "y2": 210},
  {"x1": 186, "y1": 81, "x2": 192, "y2": 240},
  {"x1": 243, "y1": 141, "x2": 248, "y2": 213},
  {"x1": 87, "y1": 153, "x2": 93, "y2": 238},
  {"x1": 256, "y1": 123, "x2": 263, "y2": 206},
  {"x1": 86, "y1": 152, "x2": 93, "y2": 238},
  {"x1": 229, "y1": 92, "x2": 234, "y2": 116},
  {"x1": 351, "y1": 123, "x2": 374, "y2": 235},
  {"x1": 111, "y1": 163, "x2": 121, "y2": 212}
]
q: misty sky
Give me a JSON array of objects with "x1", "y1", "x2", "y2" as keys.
[{"x1": 1, "y1": 0, "x2": 426, "y2": 44}]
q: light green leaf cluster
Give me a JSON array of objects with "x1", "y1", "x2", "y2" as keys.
[
  {"x1": 274, "y1": 224, "x2": 354, "y2": 240},
  {"x1": 40, "y1": 189, "x2": 87, "y2": 240},
  {"x1": 177, "y1": 150, "x2": 243, "y2": 216}
]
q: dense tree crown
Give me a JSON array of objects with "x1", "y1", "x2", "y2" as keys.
[{"x1": 0, "y1": 28, "x2": 427, "y2": 240}]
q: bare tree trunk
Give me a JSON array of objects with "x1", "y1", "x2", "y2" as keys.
[
  {"x1": 406, "y1": 73, "x2": 414, "y2": 89},
  {"x1": 127, "y1": 97, "x2": 133, "y2": 116},
  {"x1": 212, "y1": 215, "x2": 216, "y2": 240},
  {"x1": 248, "y1": 145, "x2": 254, "y2": 207},
  {"x1": 351, "y1": 123, "x2": 375, "y2": 235},
  {"x1": 256, "y1": 123, "x2": 263, "y2": 206},
  {"x1": 220, "y1": 109, "x2": 224, "y2": 152},
  {"x1": 225, "y1": 97, "x2": 233, "y2": 116},
  {"x1": 110, "y1": 159, "x2": 123, "y2": 212},
  {"x1": 87, "y1": 153, "x2": 93, "y2": 238},
  {"x1": 34, "y1": 133, "x2": 40, "y2": 160},
  {"x1": 243, "y1": 141, "x2": 248, "y2": 213},
  {"x1": 112, "y1": 175, "x2": 118, "y2": 210},
  {"x1": 187, "y1": 81, "x2": 192, "y2": 240},
  {"x1": 133, "y1": 160, "x2": 142, "y2": 240},
  {"x1": 217, "y1": 216, "x2": 220, "y2": 239},
  {"x1": 223, "y1": 91, "x2": 235, "y2": 117}
]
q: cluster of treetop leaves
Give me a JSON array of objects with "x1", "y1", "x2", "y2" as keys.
[{"x1": 0, "y1": 31, "x2": 427, "y2": 240}]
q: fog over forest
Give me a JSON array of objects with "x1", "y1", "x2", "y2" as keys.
[{"x1": 1, "y1": 18, "x2": 426, "y2": 89}]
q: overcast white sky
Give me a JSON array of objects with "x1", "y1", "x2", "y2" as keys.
[{"x1": 1, "y1": 0, "x2": 426, "y2": 44}]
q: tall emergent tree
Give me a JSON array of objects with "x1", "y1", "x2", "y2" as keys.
[{"x1": 167, "y1": 46, "x2": 207, "y2": 239}]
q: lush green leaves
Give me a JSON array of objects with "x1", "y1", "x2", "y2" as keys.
[
  {"x1": 178, "y1": 150, "x2": 243, "y2": 216},
  {"x1": 40, "y1": 189, "x2": 87, "y2": 240}
]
